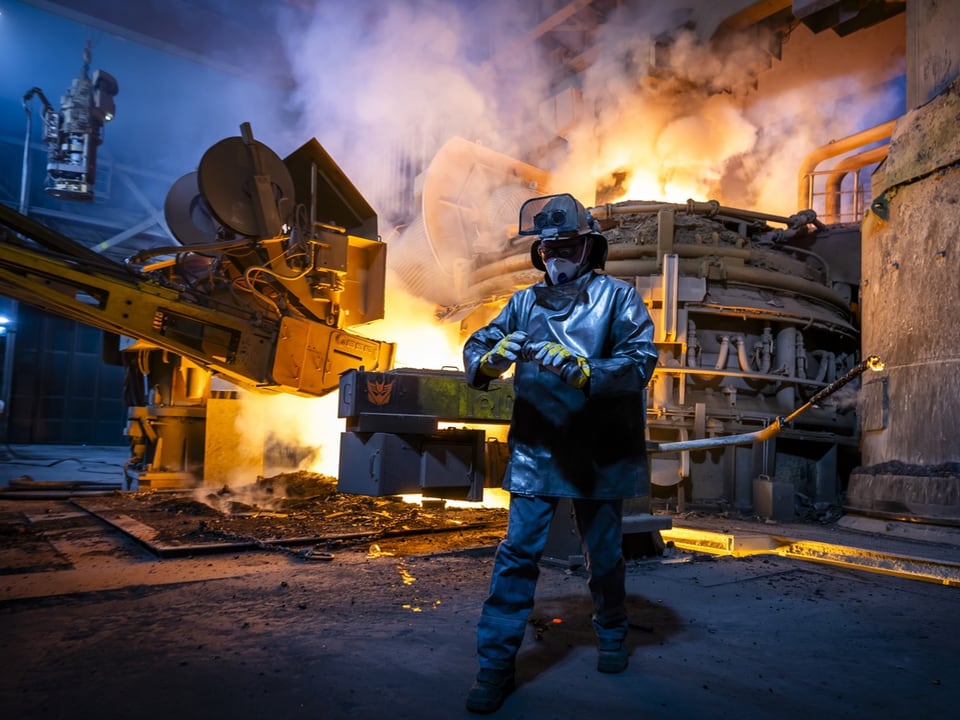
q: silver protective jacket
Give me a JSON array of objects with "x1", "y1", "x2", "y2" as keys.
[{"x1": 464, "y1": 271, "x2": 658, "y2": 499}]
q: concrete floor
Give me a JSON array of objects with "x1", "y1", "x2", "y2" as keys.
[{"x1": 1, "y1": 445, "x2": 959, "y2": 720}]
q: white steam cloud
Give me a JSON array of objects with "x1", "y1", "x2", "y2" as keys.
[
  {"x1": 277, "y1": 0, "x2": 548, "y2": 217},
  {"x1": 277, "y1": 1, "x2": 903, "y2": 221}
]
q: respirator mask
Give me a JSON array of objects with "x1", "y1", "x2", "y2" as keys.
[{"x1": 538, "y1": 237, "x2": 590, "y2": 285}]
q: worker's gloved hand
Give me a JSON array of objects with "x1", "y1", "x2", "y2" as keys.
[
  {"x1": 526, "y1": 341, "x2": 591, "y2": 389},
  {"x1": 478, "y1": 331, "x2": 528, "y2": 377}
]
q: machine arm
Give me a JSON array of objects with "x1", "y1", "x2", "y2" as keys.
[{"x1": 0, "y1": 204, "x2": 393, "y2": 396}]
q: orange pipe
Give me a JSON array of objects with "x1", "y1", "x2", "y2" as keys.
[{"x1": 797, "y1": 119, "x2": 896, "y2": 210}]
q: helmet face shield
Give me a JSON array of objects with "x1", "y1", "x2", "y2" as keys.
[{"x1": 519, "y1": 194, "x2": 584, "y2": 238}]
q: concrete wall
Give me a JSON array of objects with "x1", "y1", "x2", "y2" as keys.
[
  {"x1": 850, "y1": 71, "x2": 960, "y2": 520},
  {"x1": 854, "y1": 3, "x2": 960, "y2": 518},
  {"x1": 859, "y1": 0, "x2": 960, "y2": 467},
  {"x1": 906, "y1": 0, "x2": 960, "y2": 108}
]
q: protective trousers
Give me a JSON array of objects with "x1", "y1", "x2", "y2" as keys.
[{"x1": 476, "y1": 494, "x2": 628, "y2": 671}]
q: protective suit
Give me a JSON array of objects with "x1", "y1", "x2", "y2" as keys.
[
  {"x1": 463, "y1": 269, "x2": 658, "y2": 498},
  {"x1": 463, "y1": 193, "x2": 658, "y2": 714}
]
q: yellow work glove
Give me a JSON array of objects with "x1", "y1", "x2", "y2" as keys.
[
  {"x1": 478, "y1": 331, "x2": 528, "y2": 377},
  {"x1": 527, "y1": 341, "x2": 591, "y2": 389}
]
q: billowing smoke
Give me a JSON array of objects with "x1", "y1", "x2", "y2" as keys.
[
  {"x1": 551, "y1": 3, "x2": 770, "y2": 205},
  {"x1": 277, "y1": 1, "x2": 904, "y2": 224},
  {"x1": 556, "y1": 4, "x2": 904, "y2": 215},
  {"x1": 276, "y1": 0, "x2": 550, "y2": 221}
]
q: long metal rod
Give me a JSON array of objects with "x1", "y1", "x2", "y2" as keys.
[{"x1": 650, "y1": 355, "x2": 884, "y2": 453}]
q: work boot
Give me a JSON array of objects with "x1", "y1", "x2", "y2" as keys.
[
  {"x1": 597, "y1": 642, "x2": 628, "y2": 673},
  {"x1": 465, "y1": 668, "x2": 515, "y2": 714}
]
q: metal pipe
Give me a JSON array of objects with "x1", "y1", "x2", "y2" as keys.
[
  {"x1": 715, "y1": 336, "x2": 730, "y2": 370},
  {"x1": 649, "y1": 355, "x2": 884, "y2": 453},
  {"x1": 19, "y1": 102, "x2": 32, "y2": 215},
  {"x1": 823, "y1": 144, "x2": 890, "y2": 221},
  {"x1": 759, "y1": 326, "x2": 774, "y2": 374},
  {"x1": 734, "y1": 336, "x2": 752, "y2": 372},
  {"x1": 775, "y1": 326, "x2": 797, "y2": 411},
  {"x1": 467, "y1": 257, "x2": 851, "y2": 311},
  {"x1": 811, "y1": 350, "x2": 836, "y2": 384},
  {"x1": 795, "y1": 332, "x2": 807, "y2": 380},
  {"x1": 589, "y1": 199, "x2": 794, "y2": 226},
  {"x1": 19, "y1": 87, "x2": 54, "y2": 214},
  {"x1": 654, "y1": 365, "x2": 827, "y2": 386},
  {"x1": 473, "y1": 240, "x2": 825, "y2": 282},
  {"x1": 797, "y1": 119, "x2": 896, "y2": 211}
]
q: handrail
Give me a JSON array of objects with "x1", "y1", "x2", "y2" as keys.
[
  {"x1": 797, "y1": 119, "x2": 897, "y2": 215},
  {"x1": 822, "y1": 144, "x2": 890, "y2": 221}
]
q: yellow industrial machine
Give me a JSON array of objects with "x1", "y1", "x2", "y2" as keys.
[{"x1": 0, "y1": 123, "x2": 395, "y2": 487}]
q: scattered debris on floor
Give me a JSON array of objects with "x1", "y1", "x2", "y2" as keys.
[{"x1": 68, "y1": 471, "x2": 508, "y2": 557}]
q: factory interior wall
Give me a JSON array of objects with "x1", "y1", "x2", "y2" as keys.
[
  {"x1": 0, "y1": 2, "x2": 294, "y2": 446},
  {"x1": 5, "y1": 305, "x2": 126, "y2": 445}
]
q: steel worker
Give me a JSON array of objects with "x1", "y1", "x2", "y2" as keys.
[{"x1": 462, "y1": 193, "x2": 658, "y2": 714}]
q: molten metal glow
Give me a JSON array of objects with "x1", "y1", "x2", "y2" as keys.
[
  {"x1": 398, "y1": 487, "x2": 511, "y2": 510},
  {"x1": 230, "y1": 282, "x2": 464, "y2": 481},
  {"x1": 575, "y1": 94, "x2": 762, "y2": 209},
  {"x1": 618, "y1": 168, "x2": 708, "y2": 206},
  {"x1": 230, "y1": 286, "x2": 509, "y2": 508}
]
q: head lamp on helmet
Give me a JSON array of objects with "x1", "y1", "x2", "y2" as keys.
[
  {"x1": 533, "y1": 208, "x2": 570, "y2": 235},
  {"x1": 519, "y1": 193, "x2": 587, "y2": 238}
]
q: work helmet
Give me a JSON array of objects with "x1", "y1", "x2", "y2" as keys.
[{"x1": 519, "y1": 193, "x2": 608, "y2": 272}]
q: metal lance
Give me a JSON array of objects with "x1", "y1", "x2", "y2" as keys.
[{"x1": 650, "y1": 355, "x2": 885, "y2": 453}]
